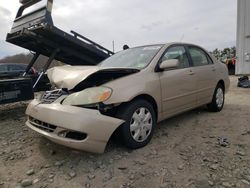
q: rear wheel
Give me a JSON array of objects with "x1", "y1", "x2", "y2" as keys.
[
  {"x1": 207, "y1": 83, "x2": 225, "y2": 112},
  {"x1": 116, "y1": 99, "x2": 156, "y2": 149}
]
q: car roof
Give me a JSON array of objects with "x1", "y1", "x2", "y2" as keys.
[{"x1": 131, "y1": 42, "x2": 205, "y2": 50}]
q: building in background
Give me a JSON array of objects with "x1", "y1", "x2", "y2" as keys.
[{"x1": 236, "y1": 0, "x2": 250, "y2": 75}]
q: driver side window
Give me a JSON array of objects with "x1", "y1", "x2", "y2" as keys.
[{"x1": 161, "y1": 46, "x2": 190, "y2": 69}]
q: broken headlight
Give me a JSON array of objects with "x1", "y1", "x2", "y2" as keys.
[{"x1": 62, "y1": 87, "x2": 112, "y2": 106}]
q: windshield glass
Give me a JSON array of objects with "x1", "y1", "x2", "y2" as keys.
[{"x1": 99, "y1": 45, "x2": 163, "y2": 69}]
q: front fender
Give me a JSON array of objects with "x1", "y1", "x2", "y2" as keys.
[{"x1": 103, "y1": 71, "x2": 162, "y2": 113}]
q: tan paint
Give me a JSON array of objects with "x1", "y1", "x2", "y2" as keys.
[
  {"x1": 47, "y1": 66, "x2": 99, "y2": 90},
  {"x1": 26, "y1": 99, "x2": 124, "y2": 153},
  {"x1": 26, "y1": 42, "x2": 230, "y2": 153}
]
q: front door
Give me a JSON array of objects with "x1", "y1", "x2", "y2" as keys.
[{"x1": 158, "y1": 45, "x2": 197, "y2": 118}]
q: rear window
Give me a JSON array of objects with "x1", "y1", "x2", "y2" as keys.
[{"x1": 189, "y1": 46, "x2": 212, "y2": 67}]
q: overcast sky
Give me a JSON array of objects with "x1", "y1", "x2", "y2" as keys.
[{"x1": 0, "y1": 0, "x2": 237, "y2": 58}]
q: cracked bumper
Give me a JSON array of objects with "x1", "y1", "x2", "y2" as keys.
[{"x1": 25, "y1": 99, "x2": 124, "y2": 153}]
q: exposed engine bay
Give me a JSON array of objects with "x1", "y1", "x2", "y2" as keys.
[
  {"x1": 47, "y1": 66, "x2": 139, "y2": 92},
  {"x1": 72, "y1": 68, "x2": 140, "y2": 92}
]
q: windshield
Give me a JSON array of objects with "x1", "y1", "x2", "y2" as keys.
[{"x1": 100, "y1": 45, "x2": 163, "y2": 69}]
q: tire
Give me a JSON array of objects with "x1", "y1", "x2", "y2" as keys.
[
  {"x1": 207, "y1": 83, "x2": 225, "y2": 112},
  {"x1": 116, "y1": 99, "x2": 156, "y2": 149}
]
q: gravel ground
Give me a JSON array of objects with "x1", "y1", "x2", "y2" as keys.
[{"x1": 0, "y1": 76, "x2": 250, "y2": 188}]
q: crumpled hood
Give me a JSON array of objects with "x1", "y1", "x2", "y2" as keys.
[{"x1": 47, "y1": 65, "x2": 139, "y2": 90}]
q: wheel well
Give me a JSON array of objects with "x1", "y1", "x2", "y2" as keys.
[
  {"x1": 99, "y1": 95, "x2": 158, "y2": 121},
  {"x1": 131, "y1": 94, "x2": 158, "y2": 121},
  {"x1": 218, "y1": 80, "x2": 225, "y2": 91}
]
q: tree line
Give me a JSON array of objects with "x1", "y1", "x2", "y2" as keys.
[{"x1": 211, "y1": 47, "x2": 236, "y2": 64}]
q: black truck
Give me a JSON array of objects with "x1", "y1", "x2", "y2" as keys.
[{"x1": 0, "y1": 0, "x2": 114, "y2": 105}]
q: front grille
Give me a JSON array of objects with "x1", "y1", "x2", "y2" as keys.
[
  {"x1": 29, "y1": 116, "x2": 57, "y2": 133},
  {"x1": 41, "y1": 89, "x2": 65, "y2": 104}
]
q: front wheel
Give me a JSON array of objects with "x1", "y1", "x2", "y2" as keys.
[
  {"x1": 116, "y1": 99, "x2": 156, "y2": 149},
  {"x1": 207, "y1": 84, "x2": 225, "y2": 112}
]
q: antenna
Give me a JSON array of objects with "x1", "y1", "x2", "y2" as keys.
[
  {"x1": 180, "y1": 34, "x2": 185, "y2": 42},
  {"x1": 112, "y1": 40, "x2": 115, "y2": 53}
]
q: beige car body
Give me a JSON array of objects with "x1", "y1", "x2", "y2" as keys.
[{"x1": 25, "y1": 43, "x2": 230, "y2": 153}]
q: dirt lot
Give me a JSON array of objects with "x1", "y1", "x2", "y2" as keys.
[{"x1": 0, "y1": 76, "x2": 250, "y2": 188}]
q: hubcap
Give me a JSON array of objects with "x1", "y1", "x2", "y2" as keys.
[
  {"x1": 216, "y1": 88, "x2": 224, "y2": 108},
  {"x1": 130, "y1": 107, "x2": 152, "y2": 142}
]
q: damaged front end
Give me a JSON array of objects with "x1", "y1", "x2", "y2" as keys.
[
  {"x1": 47, "y1": 66, "x2": 139, "y2": 91},
  {"x1": 25, "y1": 66, "x2": 139, "y2": 153},
  {"x1": 25, "y1": 98, "x2": 124, "y2": 153},
  {"x1": 41, "y1": 65, "x2": 140, "y2": 112}
]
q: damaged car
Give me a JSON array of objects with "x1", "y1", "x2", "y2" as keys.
[{"x1": 25, "y1": 43, "x2": 230, "y2": 153}]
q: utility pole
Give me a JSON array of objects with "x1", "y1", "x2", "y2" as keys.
[{"x1": 112, "y1": 40, "x2": 115, "y2": 53}]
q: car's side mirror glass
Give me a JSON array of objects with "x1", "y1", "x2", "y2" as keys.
[{"x1": 159, "y1": 59, "x2": 180, "y2": 70}]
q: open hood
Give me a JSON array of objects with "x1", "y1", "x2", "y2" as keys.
[{"x1": 47, "y1": 65, "x2": 139, "y2": 91}]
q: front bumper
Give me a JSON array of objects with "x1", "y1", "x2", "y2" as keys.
[{"x1": 25, "y1": 99, "x2": 124, "y2": 153}]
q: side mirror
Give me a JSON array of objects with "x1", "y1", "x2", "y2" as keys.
[{"x1": 159, "y1": 59, "x2": 180, "y2": 70}]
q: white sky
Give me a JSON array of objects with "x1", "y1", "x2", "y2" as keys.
[{"x1": 0, "y1": 0, "x2": 237, "y2": 58}]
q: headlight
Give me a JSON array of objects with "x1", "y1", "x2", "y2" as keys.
[
  {"x1": 62, "y1": 87, "x2": 112, "y2": 106},
  {"x1": 35, "y1": 92, "x2": 44, "y2": 100}
]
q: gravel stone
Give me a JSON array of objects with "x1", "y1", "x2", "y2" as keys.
[
  {"x1": 26, "y1": 169, "x2": 35, "y2": 176},
  {"x1": 10, "y1": 156, "x2": 14, "y2": 160},
  {"x1": 136, "y1": 159, "x2": 146, "y2": 165},
  {"x1": 217, "y1": 137, "x2": 230, "y2": 147},
  {"x1": 210, "y1": 164, "x2": 219, "y2": 170},
  {"x1": 178, "y1": 164, "x2": 184, "y2": 170},
  {"x1": 21, "y1": 179, "x2": 32, "y2": 187},
  {"x1": 129, "y1": 175, "x2": 135, "y2": 180},
  {"x1": 68, "y1": 171, "x2": 76, "y2": 178},
  {"x1": 33, "y1": 178, "x2": 39, "y2": 184},
  {"x1": 54, "y1": 160, "x2": 64, "y2": 167},
  {"x1": 241, "y1": 179, "x2": 250, "y2": 185},
  {"x1": 243, "y1": 175, "x2": 250, "y2": 182},
  {"x1": 84, "y1": 183, "x2": 91, "y2": 188},
  {"x1": 236, "y1": 151, "x2": 246, "y2": 156},
  {"x1": 222, "y1": 182, "x2": 232, "y2": 187},
  {"x1": 208, "y1": 180, "x2": 214, "y2": 186},
  {"x1": 87, "y1": 174, "x2": 95, "y2": 180},
  {"x1": 103, "y1": 171, "x2": 113, "y2": 182},
  {"x1": 48, "y1": 174, "x2": 55, "y2": 179},
  {"x1": 195, "y1": 179, "x2": 210, "y2": 188}
]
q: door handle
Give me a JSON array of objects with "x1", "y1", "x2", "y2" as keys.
[{"x1": 212, "y1": 67, "x2": 216, "y2": 71}]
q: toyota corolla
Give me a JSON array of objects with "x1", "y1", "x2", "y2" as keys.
[{"x1": 25, "y1": 43, "x2": 230, "y2": 153}]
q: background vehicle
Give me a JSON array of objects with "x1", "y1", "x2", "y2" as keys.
[
  {"x1": 0, "y1": 63, "x2": 37, "y2": 79},
  {"x1": 1, "y1": 0, "x2": 113, "y2": 105}
]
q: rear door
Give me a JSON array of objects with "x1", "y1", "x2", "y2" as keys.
[
  {"x1": 187, "y1": 46, "x2": 217, "y2": 105},
  {"x1": 158, "y1": 45, "x2": 197, "y2": 117}
]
